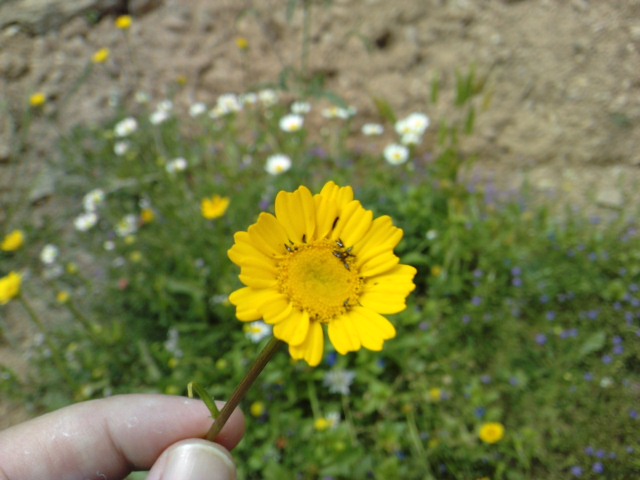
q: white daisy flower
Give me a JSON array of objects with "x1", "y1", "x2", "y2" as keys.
[
  {"x1": 323, "y1": 369, "x2": 356, "y2": 396},
  {"x1": 40, "y1": 244, "x2": 59, "y2": 265},
  {"x1": 103, "y1": 240, "x2": 116, "y2": 251},
  {"x1": 189, "y1": 102, "x2": 207, "y2": 117},
  {"x1": 166, "y1": 157, "x2": 188, "y2": 173},
  {"x1": 395, "y1": 112, "x2": 430, "y2": 136},
  {"x1": 322, "y1": 105, "x2": 357, "y2": 119},
  {"x1": 383, "y1": 143, "x2": 409, "y2": 165},
  {"x1": 244, "y1": 321, "x2": 272, "y2": 343},
  {"x1": 265, "y1": 154, "x2": 292, "y2": 175},
  {"x1": 401, "y1": 132, "x2": 422, "y2": 145},
  {"x1": 361, "y1": 123, "x2": 384, "y2": 136},
  {"x1": 82, "y1": 188, "x2": 105, "y2": 212},
  {"x1": 258, "y1": 89, "x2": 278, "y2": 107},
  {"x1": 240, "y1": 92, "x2": 258, "y2": 105},
  {"x1": 291, "y1": 101, "x2": 311, "y2": 115},
  {"x1": 114, "y1": 141, "x2": 130, "y2": 156},
  {"x1": 114, "y1": 117, "x2": 138, "y2": 137},
  {"x1": 216, "y1": 93, "x2": 242, "y2": 114},
  {"x1": 74, "y1": 212, "x2": 98, "y2": 232},
  {"x1": 115, "y1": 214, "x2": 138, "y2": 237},
  {"x1": 150, "y1": 109, "x2": 170, "y2": 125},
  {"x1": 279, "y1": 114, "x2": 304, "y2": 132}
]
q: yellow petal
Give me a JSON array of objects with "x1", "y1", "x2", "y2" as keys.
[
  {"x1": 228, "y1": 234, "x2": 275, "y2": 269},
  {"x1": 289, "y1": 321, "x2": 324, "y2": 366},
  {"x1": 261, "y1": 295, "x2": 294, "y2": 324},
  {"x1": 248, "y1": 213, "x2": 290, "y2": 256},
  {"x1": 327, "y1": 315, "x2": 361, "y2": 354},
  {"x1": 359, "y1": 251, "x2": 399, "y2": 277},
  {"x1": 330, "y1": 201, "x2": 373, "y2": 247},
  {"x1": 228, "y1": 288, "x2": 263, "y2": 321},
  {"x1": 349, "y1": 306, "x2": 396, "y2": 351},
  {"x1": 315, "y1": 182, "x2": 354, "y2": 238},
  {"x1": 275, "y1": 186, "x2": 316, "y2": 243},
  {"x1": 273, "y1": 309, "x2": 310, "y2": 346},
  {"x1": 354, "y1": 216, "x2": 403, "y2": 265}
]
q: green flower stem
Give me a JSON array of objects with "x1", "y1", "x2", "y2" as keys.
[
  {"x1": 19, "y1": 296, "x2": 78, "y2": 391},
  {"x1": 66, "y1": 299, "x2": 99, "y2": 340},
  {"x1": 206, "y1": 336, "x2": 283, "y2": 441}
]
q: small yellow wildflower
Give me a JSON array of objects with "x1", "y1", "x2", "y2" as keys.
[
  {"x1": 235, "y1": 37, "x2": 249, "y2": 50},
  {"x1": 428, "y1": 387, "x2": 443, "y2": 402},
  {"x1": 124, "y1": 235, "x2": 136, "y2": 245},
  {"x1": 140, "y1": 208, "x2": 155, "y2": 224},
  {"x1": 250, "y1": 401, "x2": 265, "y2": 417},
  {"x1": 168, "y1": 358, "x2": 179, "y2": 369},
  {"x1": 201, "y1": 195, "x2": 230, "y2": 220},
  {"x1": 215, "y1": 358, "x2": 229, "y2": 370},
  {"x1": 92, "y1": 48, "x2": 110, "y2": 64},
  {"x1": 176, "y1": 74, "x2": 188, "y2": 86},
  {"x1": 430, "y1": 265, "x2": 443, "y2": 278},
  {"x1": 479, "y1": 422, "x2": 505, "y2": 444},
  {"x1": 129, "y1": 251, "x2": 143, "y2": 263},
  {"x1": 1, "y1": 230, "x2": 25, "y2": 252},
  {"x1": 314, "y1": 418, "x2": 331, "y2": 432},
  {"x1": 0, "y1": 272, "x2": 22, "y2": 305},
  {"x1": 29, "y1": 92, "x2": 46, "y2": 108},
  {"x1": 66, "y1": 262, "x2": 78, "y2": 275},
  {"x1": 115, "y1": 15, "x2": 132, "y2": 30},
  {"x1": 56, "y1": 291, "x2": 70, "y2": 304}
]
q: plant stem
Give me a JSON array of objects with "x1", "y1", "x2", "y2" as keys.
[
  {"x1": 205, "y1": 337, "x2": 283, "y2": 441},
  {"x1": 19, "y1": 296, "x2": 78, "y2": 391}
]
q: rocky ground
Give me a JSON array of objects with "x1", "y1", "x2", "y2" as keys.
[{"x1": 1, "y1": 0, "x2": 640, "y2": 426}]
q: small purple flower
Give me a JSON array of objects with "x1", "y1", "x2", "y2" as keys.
[
  {"x1": 613, "y1": 345, "x2": 624, "y2": 355},
  {"x1": 587, "y1": 310, "x2": 599, "y2": 321},
  {"x1": 535, "y1": 333, "x2": 548, "y2": 346},
  {"x1": 512, "y1": 278, "x2": 523, "y2": 287},
  {"x1": 471, "y1": 296, "x2": 482, "y2": 307},
  {"x1": 462, "y1": 315, "x2": 472, "y2": 324},
  {"x1": 625, "y1": 311, "x2": 634, "y2": 325},
  {"x1": 511, "y1": 267, "x2": 522, "y2": 277},
  {"x1": 474, "y1": 407, "x2": 486, "y2": 419},
  {"x1": 473, "y1": 269, "x2": 483, "y2": 278},
  {"x1": 481, "y1": 374, "x2": 492, "y2": 384},
  {"x1": 419, "y1": 321, "x2": 430, "y2": 331},
  {"x1": 570, "y1": 466, "x2": 583, "y2": 477},
  {"x1": 585, "y1": 446, "x2": 595, "y2": 456},
  {"x1": 595, "y1": 450, "x2": 606, "y2": 459},
  {"x1": 630, "y1": 283, "x2": 639, "y2": 293},
  {"x1": 540, "y1": 294, "x2": 550, "y2": 304},
  {"x1": 602, "y1": 355, "x2": 613, "y2": 365},
  {"x1": 592, "y1": 462, "x2": 604, "y2": 474},
  {"x1": 584, "y1": 372, "x2": 594, "y2": 382},
  {"x1": 546, "y1": 311, "x2": 557, "y2": 321},
  {"x1": 630, "y1": 410, "x2": 638, "y2": 420}
]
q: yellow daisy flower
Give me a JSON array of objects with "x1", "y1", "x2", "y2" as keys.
[
  {"x1": 201, "y1": 195, "x2": 230, "y2": 220},
  {"x1": 1, "y1": 230, "x2": 25, "y2": 252},
  {"x1": 115, "y1": 15, "x2": 132, "y2": 30},
  {"x1": 0, "y1": 272, "x2": 22, "y2": 305},
  {"x1": 29, "y1": 92, "x2": 46, "y2": 108},
  {"x1": 479, "y1": 422, "x2": 505, "y2": 444},
  {"x1": 92, "y1": 48, "x2": 110, "y2": 64},
  {"x1": 228, "y1": 181, "x2": 417, "y2": 366}
]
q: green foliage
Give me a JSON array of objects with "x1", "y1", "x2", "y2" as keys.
[{"x1": 1, "y1": 18, "x2": 639, "y2": 480}]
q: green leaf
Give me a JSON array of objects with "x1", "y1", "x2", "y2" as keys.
[
  {"x1": 187, "y1": 382, "x2": 221, "y2": 419},
  {"x1": 578, "y1": 331, "x2": 606, "y2": 358}
]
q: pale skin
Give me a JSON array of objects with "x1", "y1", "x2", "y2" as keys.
[{"x1": 0, "y1": 394, "x2": 245, "y2": 480}]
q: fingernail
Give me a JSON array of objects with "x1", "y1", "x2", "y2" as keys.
[{"x1": 162, "y1": 442, "x2": 236, "y2": 480}]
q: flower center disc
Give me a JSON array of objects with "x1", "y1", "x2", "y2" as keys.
[{"x1": 278, "y1": 240, "x2": 361, "y2": 322}]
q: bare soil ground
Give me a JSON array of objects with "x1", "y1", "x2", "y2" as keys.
[{"x1": 1, "y1": 0, "x2": 640, "y2": 427}]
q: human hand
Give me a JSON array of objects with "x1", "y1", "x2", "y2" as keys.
[{"x1": 0, "y1": 393, "x2": 245, "y2": 480}]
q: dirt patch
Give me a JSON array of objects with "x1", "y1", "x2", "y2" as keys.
[{"x1": 1, "y1": 0, "x2": 640, "y2": 426}]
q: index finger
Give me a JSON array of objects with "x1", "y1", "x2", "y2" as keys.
[{"x1": 0, "y1": 394, "x2": 245, "y2": 480}]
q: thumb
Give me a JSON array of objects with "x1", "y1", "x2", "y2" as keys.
[{"x1": 147, "y1": 439, "x2": 237, "y2": 480}]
